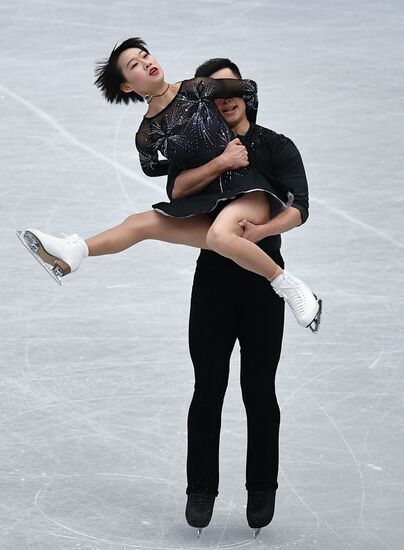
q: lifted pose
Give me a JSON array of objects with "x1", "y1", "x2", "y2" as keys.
[{"x1": 17, "y1": 37, "x2": 322, "y2": 335}]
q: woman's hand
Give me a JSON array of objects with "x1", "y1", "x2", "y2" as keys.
[
  {"x1": 238, "y1": 219, "x2": 266, "y2": 242},
  {"x1": 220, "y1": 138, "x2": 249, "y2": 171}
]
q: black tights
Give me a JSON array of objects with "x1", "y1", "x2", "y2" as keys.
[{"x1": 187, "y1": 249, "x2": 285, "y2": 496}]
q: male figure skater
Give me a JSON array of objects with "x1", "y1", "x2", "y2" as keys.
[{"x1": 169, "y1": 58, "x2": 309, "y2": 537}]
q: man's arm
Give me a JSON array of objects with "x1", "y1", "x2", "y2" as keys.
[
  {"x1": 239, "y1": 206, "x2": 302, "y2": 243},
  {"x1": 271, "y1": 136, "x2": 309, "y2": 225},
  {"x1": 239, "y1": 134, "x2": 309, "y2": 243},
  {"x1": 170, "y1": 139, "x2": 249, "y2": 199},
  {"x1": 171, "y1": 157, "x2": 227, "y2": 199}
]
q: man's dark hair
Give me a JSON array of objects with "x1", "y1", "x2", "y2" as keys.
[
  {"x1": 194, "y1": 58, "x2": 242, "y2": 79},
  {"x1": 94, "y1": 37, "x2": 149, "y2": 104},
  {"x1": 194, "y1": 57, "x2": 257, "y2": 123}
]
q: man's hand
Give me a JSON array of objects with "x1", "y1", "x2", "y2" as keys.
[
  {"x1": 220, "y1": 138, "x2": 249, "y2": 171},
  {"x1": 238, "y1": 219, "x2": 266, "y2": 242},
  {"x1": 171, "y1": 138, "x2": 248, "y2": 199}
]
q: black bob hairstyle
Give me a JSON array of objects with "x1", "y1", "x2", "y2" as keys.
[
  {"x1": 94, "y1": 37, "x2": 150, "y2": 104},
  {"x1": 95, "y1": 41, "x2": 249, "y2": 119}
]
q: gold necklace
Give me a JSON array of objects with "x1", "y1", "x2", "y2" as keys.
[{"x1": 145, "y1": 83, "x2": 171, "y2": 104}]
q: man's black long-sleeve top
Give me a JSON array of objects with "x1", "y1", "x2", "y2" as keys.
[{"x1": 167, "y1": 122, "x2": 309, "y2": 253}]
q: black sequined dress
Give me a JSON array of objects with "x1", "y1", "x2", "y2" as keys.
[{"x1": 135, "y1": 77, "x2": 293, "y2": 218}]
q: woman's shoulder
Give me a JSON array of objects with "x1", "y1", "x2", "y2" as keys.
[
  {"x1": 136, "y1": 116, "x2": 150, "y2": 135},
  {"x1": 142, "y1": 81, "x2": 186, "y2": 119},
  {"x1": 135, "y1": 117, "x2": 153, "y2": 149}
]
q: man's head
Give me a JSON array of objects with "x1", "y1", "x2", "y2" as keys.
[
  {"x1": 195, "y1": 58, "x2": 249, "y2": 129},
  {"x1": 94, "y1": 37, "x2": 165, "y2": 104}
]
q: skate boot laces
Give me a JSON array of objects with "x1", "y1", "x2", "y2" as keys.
[
  {"x1": 278, "y1": 274, "x2": 309, "y2": 317},
  {"x1": 271, "y1": 271, "x2": 321, "y2": 329},
  {"x1": 59, "y1": 233, "x2": 84, "y2": 246}
]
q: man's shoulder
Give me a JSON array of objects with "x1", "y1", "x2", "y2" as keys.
[
  {"x1": 252, "y1": 125, "x2": 302, "y2": 161},
  {"x1": 254, "y1": 124, "x2": 294, "y2": 147}
]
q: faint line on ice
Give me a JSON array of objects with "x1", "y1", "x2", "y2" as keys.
[
  {"x1": 280, "y1": 363, "x2": 344, "y2": 412},
  {"x1": 0, "y1": 394, "x2": 186, "y2": 428},
  {"x1": 0, "y1": 458, "x2": 110, "y2": 522},
  {"x1": 308, "y1": 392, "x2": 365, "y2": 540},
  {"x1": 312, "y1": 197, "x2": 404, "y2": 249},
  {"x1": 278, "y1": 464, "x2": 322, "y2": 530},
  {"x1": 382, "y1": 298, "x2": 404, "y2": 329},
  {"x1": 35, "y1": 479, "x2": 257, "y2": 550},
  {"x1": 370, "y1": 531, "x2": 395, "y2": 550},
  {"x1": 0, "y1": 82, "x2": 162, "y2": 195},
  {"x1": 323, "y1": 520, "x2": 360, "y2": 550}
]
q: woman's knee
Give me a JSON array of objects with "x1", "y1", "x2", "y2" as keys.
[
  {"x1": 206, "y1": 221, "x2": 242, "y2": 252},
  {"x1": 120, "y1": 212, "x2": 144, "y2": 241},
  {"x1": 205, "y1": 225, "x2": 220, "y2": 251},
  {"x1": 122, "y1": 211, "x2": 159, "y2": 240}
]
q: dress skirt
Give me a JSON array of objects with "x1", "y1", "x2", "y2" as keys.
[{"x1": 152, "y1": 166, "x2": 294, "y2": 219}]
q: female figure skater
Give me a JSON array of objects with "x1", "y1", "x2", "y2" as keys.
[{"x1": 18, "y1": 37, "x2": 321, "y2": 331}]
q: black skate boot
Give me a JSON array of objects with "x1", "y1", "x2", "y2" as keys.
[
  {"x1": 185, "y1": 492, "x2": 216, "y2": 538},
  {"x1": 246, "y1": 489, "x2": 276, "y2": 538}
]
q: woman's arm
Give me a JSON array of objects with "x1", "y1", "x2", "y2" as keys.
[
  {"x1": 135, "y1": 130, "x2": 169, "y2": 178},
  {"x1": 194, "y1": 76, "x2": 257, "y2": 100},
  {"x1": 188, "y1": 77, "x2": 258, "y2": 123}
]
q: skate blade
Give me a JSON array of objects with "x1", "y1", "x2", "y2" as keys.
[
  {"x1": 254, "y1": 528, "x2": 261, "y2": 538},
  {"x1": 16, "y1": 230, "x2": 64, "y2": 286},
  {"x1": 308, "y1": 297, "x2": 323, "y2": 333},
  {"x1": 197, "y1": 528, "x2": 203, "y2": 538}
]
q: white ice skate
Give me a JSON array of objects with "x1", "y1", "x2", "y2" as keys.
[
  {"x1": 16, "y1": 228, "x2": 88, "y2": 285},
  {"x1": 271, "y1": 270, "x2": 322, "y2": 332}
]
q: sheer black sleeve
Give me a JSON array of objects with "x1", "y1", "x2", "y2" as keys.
[
  {"x1": 184, "y1": 77, "x2": 258, "y2": 123},
  {"x1": 166, "y1": 163, "x2": 182, "y2": 200},
  {"x1": 135, "y1": 125, "x2": 169, "y2": 177}
]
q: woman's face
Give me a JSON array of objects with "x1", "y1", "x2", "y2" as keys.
[{"x1": 118, "y1": 48, "x2": 164, "y2": 97}]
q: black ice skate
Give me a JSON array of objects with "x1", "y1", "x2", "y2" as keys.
[
  {"x1": 185, "y1": 492, "x2": 215, "y2": 537},
  {"x1": 246, "y1": 490, "x2": 276, "y2": 538}
]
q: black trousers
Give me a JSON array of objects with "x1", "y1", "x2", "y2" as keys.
[{"x1": 186, "y1": 248, "x2": 285, "y2": 496}]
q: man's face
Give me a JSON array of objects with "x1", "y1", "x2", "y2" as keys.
[
  {"x1": 209, "y1": 67, "x2": 248, "y2": 129},
  {"x1": 118, "y1": 48, "x2": 164, "y2": 96}
]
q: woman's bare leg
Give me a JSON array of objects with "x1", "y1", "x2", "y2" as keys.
[
  {"x1": 206, "y1": 192, "x2": 322, "y2": 331},
  {"x1": 86, "y1": 211, "x2": 212, "y2": 255},
  {"x1": 206, "y1": 192, "x2": 282, "y2": 282}
]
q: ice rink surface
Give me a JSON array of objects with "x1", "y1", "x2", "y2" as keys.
[{"x1": 1, "y1": 0, "x2": 404, "y2": 548}]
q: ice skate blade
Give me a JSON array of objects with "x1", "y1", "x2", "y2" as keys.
[
  {"x1": 16, "y1": 230, "x2": 63, "y2": 286},
  {"x1": 308, "y1": 297, "x2": 323, "y2": 334},
  {"x1": 197, "y1": 528, "x2": 203, "y2": 538},
  {"x1": 253, "y1": 528, "x2": 261, "y2": 538}
]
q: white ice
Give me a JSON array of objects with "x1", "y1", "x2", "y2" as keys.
[{"x1": 1, "y1": 1, "x2": 404, "y2": 549}]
